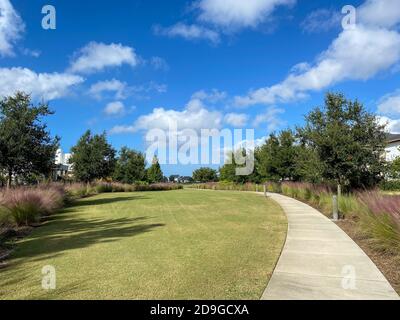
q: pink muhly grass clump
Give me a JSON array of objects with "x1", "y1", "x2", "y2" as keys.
[
  {"x1": 0, "y1": 186, "x2": 65, "y2": 226},
  {"x1": 357, "y1": 191, "x2": 400, "y2": 253},
  {"x1": 358, "y1": 191, "x2": 400, "y2": 228}
]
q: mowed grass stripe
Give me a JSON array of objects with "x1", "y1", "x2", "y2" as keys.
[{"x1": 0, "y1": 189, "x2": 287, "y2": 300}]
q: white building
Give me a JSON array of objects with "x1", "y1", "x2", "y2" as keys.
[
  {"x1": 55, "y1": 149, "x2": 72, "y2": 167},
  {"x1": 385, "y1": 134, "x2": 400, "y2": 162},
  {"x1": 54, "y1": 149, "x2": 73, "y2": 179}
]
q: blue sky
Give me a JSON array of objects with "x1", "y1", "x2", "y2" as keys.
[{"x1": 1, "y1": 0, "x2": 400, "y2": 176}]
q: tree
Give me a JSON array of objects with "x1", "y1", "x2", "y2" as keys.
[
  {"x1": 146, "y1": 156, "x2": 163, "y2": 183},
  {"x1": 294, "y1": 145, "x2": 324, "y2": 184},
  {"x1": 255, "y1": 134, "x2": 280, "y2": 182},
  {"x1": 70, "y1": 130, "x2": 116, "y2": 183},
  {"x1": 256, "y1": 130, "x2": 299, "y2": 182},
  {"x1": 113, "y1": 147, "x2": 146, "y2": 184},
  {"x1": 220, "y1": 149, "x2": 258, "y2": 183},
  {"x1": 193, "y1": 167, "x2": 218, "y2": 183},
  {"x1": 298, "y1": 92, "x2": 387, "y2": 189},
  {"x1": 388, "y1": 152, "x2": 400, "y2": 179},
  {"x1": 0, "y1": 92, "x2": 59, "y2": 187}
]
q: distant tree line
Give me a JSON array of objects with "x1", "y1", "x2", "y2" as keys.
[
  {"x1": 0, "y1": 92, "x2": 395, "y2": 190},
  {"x1": 197, "y1": 93, "x2": 389, "y2": 191},
  {"x1": 69, "y1": 130, "x2": 165, "y2": 184},
  {"x1": 0, "y1": 92, "x2": 165, "y2": 186}
]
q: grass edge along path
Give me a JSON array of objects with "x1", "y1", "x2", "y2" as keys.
[{"x1": 190, "y1": 183, "x2": 400, "y2": 295}]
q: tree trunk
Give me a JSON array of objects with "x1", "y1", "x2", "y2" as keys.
[{"x1": 7, "y1": 169, "x2": 12, "y2": 189}]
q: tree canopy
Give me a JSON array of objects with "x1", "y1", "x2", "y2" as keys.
[
  {"x1": 298, "y1": 93, "x2": 387, "y2": 189},
  {"x1": 389, "y1": 150, "x2": 400, "y2": 179},
  {"x1": 218, "y1": 93, "x2": 388, "y2": 190},
  {"x1": 255, "y1": 130, "x2": 299, "y2": 182},
  {"x1": 113, "y1": 147, "x2": 146, "y2": 184},
  {"x1": 220, "y1": 149, "x2": 258, "y2": 183},
  {"x1": 69, "y1": 130, "x2": 116, "y2": 183},
  {"x1": 193, "y1": 167, "x2": 218, "y2": 183},
  {"x1": 0, "y1": 92, "x2": 59, "y2": 186},
  {"x1": 146, "y1": 156, "x2": 164, "y2": 183}
]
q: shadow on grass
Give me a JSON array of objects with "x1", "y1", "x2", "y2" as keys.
[
  {"x1": 3, "y1": 194, "x2": 165, "y2": 267},
  {"x1": 0, "y1": 266, "x2": 91, "y2": 300},
  {"x1": 12, "y1": 218, "x2": 165, "y2": 260},
  {"x1": 69, "y1": 195, "x2": 151, "y2": 207}
]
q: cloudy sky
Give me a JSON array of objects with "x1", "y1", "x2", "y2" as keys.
[{"x1": 1, "y1": 0, "x2": 400, "y2": 175}]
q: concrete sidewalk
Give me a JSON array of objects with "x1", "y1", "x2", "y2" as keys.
[{"x1": 260, "y1": 192, "x2": 399, "y2": 300}]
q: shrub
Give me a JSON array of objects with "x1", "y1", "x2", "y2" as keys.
[
  {"x1": 110, "y1": 182, "x2": 127, "y2": 192},
  {"x1": 190, "y1": 182, "x2": 278, "y2": 193},
  {"x1": 134, "y1": 183, "x2": 183, "y2": 192},
  {"x1": 36, "y1": 184, "x2": 66, "y2": 214},
  {"x1": 0, "y1": 206, "x2": 11, "y2": 227},
  {"x1": 266, "y1": 182, "x2": 282, "y2": 193},
  {"x1": 357, "y1": 192, "x2": 400, "y2": 254},
  {"x1": 95, "y1": 183, "x2": 113, "y2": 194},
  {"x1": 64, "y1": 183, "x2": 96, "y2": 199},
  {"x1": 380, "y1": 180, "x2": 400, "y2": 191},
  {"x1": 338, "y1": 195, "x2": 361, "y2": 218},
  {"x1": 0, "y1": 185, "x2": 65, "y2": 229},
  {"x1": 0, "y1": 189, "x2": 44, "y2": 226}
]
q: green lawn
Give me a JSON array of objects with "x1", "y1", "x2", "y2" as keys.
[{"x1": 0, "y1": 189, "x2": 287, "y2": 300}]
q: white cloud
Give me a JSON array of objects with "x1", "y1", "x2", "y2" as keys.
[
  {"x1": 197, "y1": 0, "x2": 295, "y2": 30},
  {"x1": 301, "y1": 8, "x2": 341, "y2": 33},
  {"x1": 128, "y1": 82, "x2": 168, "y2": 98},
  {"x1": 0, "y1": 0, "x2": 24, "y2": 56},
  {"x1": 224, "y1": 113, "x2": 249, "y2": 127},
  {"x1": 104, "y1": 101, "x2": 126, "y2": 116},
  {"x1": 154, "y1": 23, "x2": 220, "y2": 44},
  {"x1": 235, "y1": 26, "x2": 400, "y2": 106},
  {"x1": 378, "y1": 90, "x2": 400, "y2": 115},
  {"x1": 378, "y1": 116, "x2": 400, "y2": 133},
  {"x1": 290, "y1": 62, "x2": 311, "y2": 74},
  {"x1": 235, "y1": 0, "x2": 400, "y2": 107},
  {"x1": 111, "y1": 97, "x2": 222, "y2": 134},
  {"x1": 191, "y1": 89, "x2": 227, "y2": 103},
  {"x1": 89, "y1": 80, "x2": 167, "y2": 101},
  {"x1": 69, "y1": 42, "x2": 139, "y2": 74},
  {"x1": 146, "y1": 82, "x2": 167, "y2": 94},
  {"x1": 0, "y1": 67, "x2": 84, "y2": 100},
  {"x1": 150, "y1": 56, "x2": 169, "y2": 71},
  {"x1": 155, "y1": 0, "x2": 295, "y2": 44},
  {"x1": 21, "y1": 48, "x2": 41, "y2": 58},
  {"x1": 253, "y1": 106, "x2": 285, "y2": 131},
  {"x1": 89, "y1": 79, "x2": 127, "y2": 100},
  {"x1": 358, "y1": 0, "x2": 400, "y2": 28}
]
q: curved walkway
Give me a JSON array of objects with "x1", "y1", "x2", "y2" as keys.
[{"x1": 260, "y1": 192, "x2": 399, "y2": 300}]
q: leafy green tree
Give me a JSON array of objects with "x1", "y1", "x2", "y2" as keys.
[
  {"x1": 298, "y1": 92, "x2": 387, "y2": 189},
  {"x1": 388, "y1": 152, "x2": 400, "y2": 179},
  {"x1": 294, "y1": 145, "x2": 324, "y2": 183},
  {"x1": 146, "y1": 156, "x2": 164, "y2": 183},
  {"x1": 220, "y1": 149, "x2": 258, "y2": 183},
  {"x1": 193, "y1": 167, "x2": 218, "y2": 183},
  {"x1": 113, "y1": 147, "x2": 146, "y2": 184},
  {"x1": 0, "y1": 92, "x2": 59, "y2": 187},
  {"x1": 70, "y1": 130, "x2": 116, "y2": 183},
  {"x1": 256, "y1": 130, "x2": 299, "y2": 182},
  {"x1": 255, "y1": 134, "x2": 280, "y2": 182}
]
